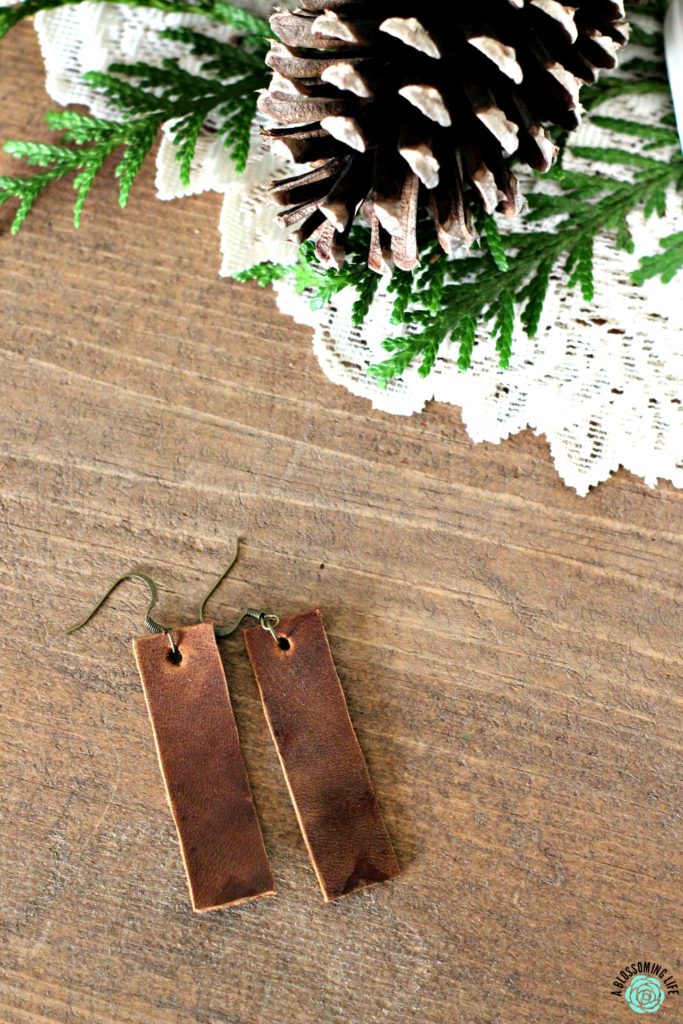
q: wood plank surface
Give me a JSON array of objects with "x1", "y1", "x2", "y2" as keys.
[{"x1": 1, "y1": 25, "x2": 681, "y2": 1024}]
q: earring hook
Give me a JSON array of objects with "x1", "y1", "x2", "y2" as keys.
[
  {"x1": 196, "y1": 537, "x2": 240, "y2": 625},
  {"x1": 65, "y1": 570, "x2": 178, "y2": 653},
  {"x1": 66, "y1": 544, "x2": 282, "y2": 650},
  {"x1": 197, "y1": 539, "x2": 281, "y2": 640}
]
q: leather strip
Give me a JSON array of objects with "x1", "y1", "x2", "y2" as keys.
[
  {"x1": 133, "y1": 623, "x2": 275, "y2": 911},
  {"x1": 244, "y1": 609, "x2": 400, "y2": 901}
]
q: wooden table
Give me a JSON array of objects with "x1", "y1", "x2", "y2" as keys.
[{"x1": 1, "y1": 26, "x2": 681, "y2": 1024}]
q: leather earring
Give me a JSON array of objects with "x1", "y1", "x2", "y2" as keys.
[
  {"x1": 197, "y1": 552, "x2": 400, "y2": 902},
  {"x1": 243, "y1": 609, "x2": 400, "y2": 901},
  {"x1": 66, "y1": 550, "x2": 275, "y2": 913}
]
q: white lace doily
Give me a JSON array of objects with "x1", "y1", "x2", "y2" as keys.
[{"x1": 25, "y1": 1, "x2": 683, "y2": 493}]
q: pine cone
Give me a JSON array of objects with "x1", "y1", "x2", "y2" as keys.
[{"x1": 259, "y1": 1, "x2": 628, "y2": 271}]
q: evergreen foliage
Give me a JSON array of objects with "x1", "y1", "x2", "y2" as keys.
[
  {"x1": 0, "y1": 0, "x2": 271, "y2": 40},
  {"x1": 0, "y1": 0, "x2": 680, "y2": 380},
  {"x1": 0, "y1": 12, "x2": 269, "y2": 232}
]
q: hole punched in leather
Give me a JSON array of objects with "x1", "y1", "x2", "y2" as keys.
[{"x1": 167, "y1": 645, "x2": 183, "y2": 665}]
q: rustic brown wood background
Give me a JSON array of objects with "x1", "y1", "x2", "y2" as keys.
[{"x1": 1, "y1": 26, "x2": 681, "y2": 1024}]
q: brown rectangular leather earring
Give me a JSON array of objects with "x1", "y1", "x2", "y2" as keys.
[
  {"x1": 196, "y1": 550, "x2": 400, "y2": 902},
  {"x1": 243, "y1": 610, "x2": 401, "y2": 901},
  {"x1": 66, "y1": 551, "x2": 275, "y2": 913}
]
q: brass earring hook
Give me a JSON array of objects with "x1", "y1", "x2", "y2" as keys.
[
  {"x1": 66, "y1": 542, "x2": 282, "y2": 650},
  {"x1": 197, "y1": 539, "x2": 281, "y2": 641},
  {"x1": 65, "y1": 571, "x2": 179, "y2": 654}
]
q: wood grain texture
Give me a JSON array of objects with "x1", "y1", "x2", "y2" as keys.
[
  {"x1": 0, "y1": 26, "x2": 681, "y2": 1024},
  {"x1": 245, "y1": 609, "x2": 400, "y2": 901},
  {"x1": 134, "y1": 624, "x2": 275, "y2": 911}
]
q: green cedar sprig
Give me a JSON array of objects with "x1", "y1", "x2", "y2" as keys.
[
  {"x1": 368, "y1": 134, "x2": 682, "y2": 383},
  {"x1": 0, "y1": 18, "x2": 269, "y2": 231},
  {"x1": 1, "y1": 111, "x2": 158, "y2": 231},
  {"x1": 0, "y1": 0, "x2": 272, "y2": 40},
  {"x1": 235, "y1": 234, "x2": 383, "y2": 326},
  {"x1": 239, "y1": 127, "x2": 681, "y2": 382},
  {"x1": 632, "y1": 230, "x2": 683, "y2": 284}
]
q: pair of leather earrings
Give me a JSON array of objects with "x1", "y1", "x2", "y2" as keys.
[{"x1": 67, "y1": 540, "x2": 400, "y2": 912}]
